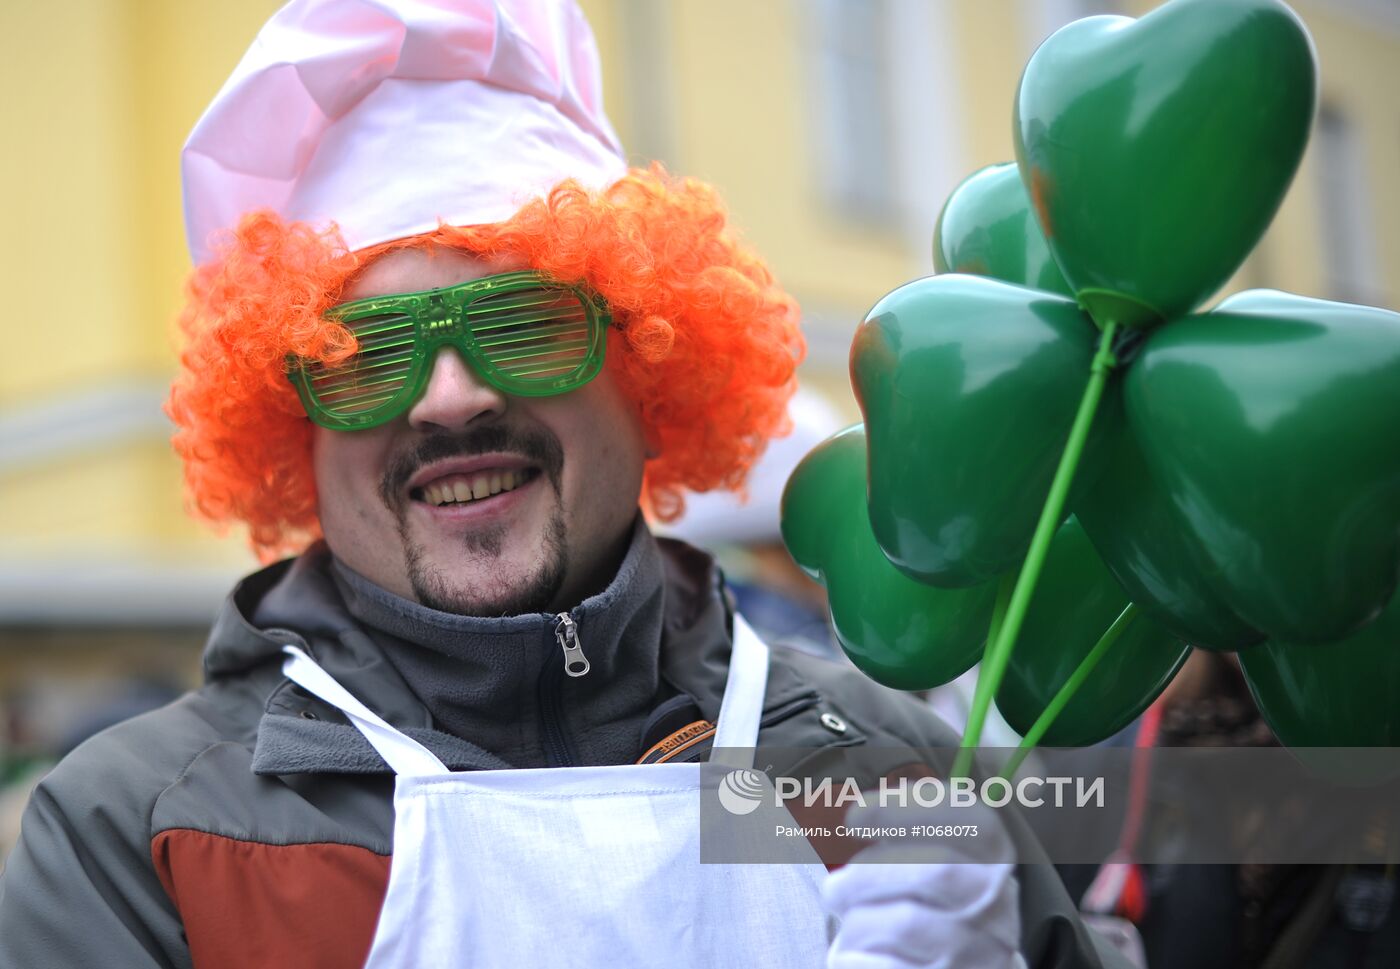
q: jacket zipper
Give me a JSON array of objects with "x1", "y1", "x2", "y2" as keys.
[
  {"x1": 538, "y1": 612, "x2": 588, "y2": 767},
  {"x1": 554, "y1": 613, "x2": 590, "y2": 677}
]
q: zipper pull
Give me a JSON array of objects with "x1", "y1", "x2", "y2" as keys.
[{"x1": 555, "y1": 613, "x2": 590, "y2": 677}]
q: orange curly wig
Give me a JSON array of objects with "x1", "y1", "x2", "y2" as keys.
[{"x1": 167, "y1": 166, "x2": 804, "y2": 561}]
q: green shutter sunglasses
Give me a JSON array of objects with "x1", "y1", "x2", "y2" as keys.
[{"x1": 288, "y1": 270, "x2": 611, "y2": 431}]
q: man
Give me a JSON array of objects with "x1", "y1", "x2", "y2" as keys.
[{"x1": 0, "y1": 2, "x2": 1120, "y2": 966}]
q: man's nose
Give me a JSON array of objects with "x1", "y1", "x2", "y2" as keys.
[{"x1": 406, "y1": 347, "x2": 508, "y2": 431}]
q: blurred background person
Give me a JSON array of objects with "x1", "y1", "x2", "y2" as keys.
[
  {"x1": 1066, "y1": 651, "x2": 1400, "y2": 968},
  {"x1": 661, "y1": 387, "x2": 846, "y2": 659}
]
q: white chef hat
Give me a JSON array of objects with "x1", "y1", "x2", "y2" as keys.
[{"x1": 181, "y1": 0, "x2": 628, "y2": 266}]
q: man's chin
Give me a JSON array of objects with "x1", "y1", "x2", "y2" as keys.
[
  {"x1": 402, "y1": 518, "x2": 568, "y2": 618},
  {"x1": 410, "y1": 569, "x2": 561, "y2": 617}
]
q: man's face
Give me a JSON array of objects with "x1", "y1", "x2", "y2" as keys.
[{"x1": 312, "y1": 247, "x2": 650, "y2": 616}]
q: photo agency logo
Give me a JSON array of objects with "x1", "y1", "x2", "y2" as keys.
[
  {"x1": 717, "y1": 769, "x2": 767, "y2": 816},
  {"x1": 716, "y1": 770, "x2": 1106, "y2": 815},
  {"x1": 710, "y1": 748, "x2": 1400, "y2": 867}
]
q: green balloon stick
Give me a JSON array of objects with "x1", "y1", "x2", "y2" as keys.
[
  {"x1": 952, "y1": 321, "x2": 1120, "y2": 779},
  {"x1": 1000, "y1": 604, "x2": 1138, "y2": 782},
  {"x1": 996, "y1": 519, "x2": 1189, "y2": 748}
]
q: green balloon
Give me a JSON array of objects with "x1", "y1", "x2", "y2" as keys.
[
  {"x1": 780, "y1": 425, "x2": 996, "y2": 691},
  {"x1": 1014, "y1": 0, "x2": 1315, "y2": 330},
  {"x1": 1076, "y1": 404, "x2": 1263, "y2": 652},
  {"x1": 851, "y1": 273, "x2": 1107, "y2": 587},
  {"x1": 1240, "y1": 595, "x2": 1400, "y2": 782},
  {"x1": 929, "y1": 160, "x2": 1255, "y2": 648},
  {"x1": 1129, "y1": 290, "x2": 1400, "y2": 643},
  {"x1": 933, "y1": 163, "x2": 1073, "y2": 298},
  {"x1": 996, "y1": 518, "x2": 1190, "y2": 746}
]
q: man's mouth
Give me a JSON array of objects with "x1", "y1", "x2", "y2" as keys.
[
  {"x1": 411, "y1": 467, "x2": 541, "y2": 507},
  {"x1": 382, "y1": 427, "x2": 563, "y2": 520}
]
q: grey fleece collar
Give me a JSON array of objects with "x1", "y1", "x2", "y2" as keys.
[
  {"x1": 206, "y1": 526, "x2": 824, "y2": 777},
  {"x1": 327, "y1": 513, "x2": 658, "y2": 674},
  {"x1": 251, "y1": 516, "x2": 670, "y2": 770}
]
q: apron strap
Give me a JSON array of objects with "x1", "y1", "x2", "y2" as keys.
[
  {"x1": 281, "y1": 645, "x2": 449, "y2": 776},
  {"x1": 709, "y1": 614, "x2": 770, "y2": 769}
]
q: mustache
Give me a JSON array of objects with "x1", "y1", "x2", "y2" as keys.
[{"x1": 378, "y1": 425, "x2": 564, "y2": 510}]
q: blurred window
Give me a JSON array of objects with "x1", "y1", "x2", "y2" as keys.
[
  {"x1": 1314, "y1": 105, "x2": 1382, "y2": 305},
  {"x1": 805, "y1": 0, "x2": 899, "y2": 226},
  {"x1": 615, "y1": 0, "x2": 677, "y2": 167},
  {"x1": 1075, "y1": 0, "x2": 1120, "y2": 15},
  {"x1": 1026, "y1": 0, "x2": 1123, "y2": 44},
  {"x1": 1024, "y1": 0, "x2": 1123, "y2": 60}
]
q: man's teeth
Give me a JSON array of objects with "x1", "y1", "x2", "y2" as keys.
[{"x1": 424, "y1": 470, "x2": 526, "y2": 506}]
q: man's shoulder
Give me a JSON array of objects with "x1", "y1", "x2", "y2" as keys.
[
  {"x1": 34, "y1": 667, "x2": 272, "y2": 831},
  {"x1": 766, "y1": 644, "x2": 961, "y2": 749}
]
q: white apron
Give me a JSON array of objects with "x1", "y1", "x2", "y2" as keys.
[{"x1": 281, "y1": 615, "x2": 829, "y2": 969}]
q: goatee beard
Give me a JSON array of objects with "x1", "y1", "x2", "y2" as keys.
[{"x1": 402, "y1": 506, "x2": 569, "y2": 617}]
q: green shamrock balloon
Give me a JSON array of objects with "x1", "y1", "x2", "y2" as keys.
[
  {"x1": 835, "y1": 0, "x2": 1400, "y2": 769},
  {"x1": 851, "y1": 273, "x2": 1111, "y2": 587},
  {"x1": 1128, "y1": 290, "x2": 1400, "y2": 643},
  {"x1": 921, "y1": 132, "x2": 1269, "y2": 652},
  {"x1": 996, "y1": 518, "x2": 1189, "y2": 747},
  {"x1": 933, "y1": 163, "x2": 1073, "y2": 299},
  {"x1": 1240, "y1": 593, "x2": 1400, "y2": 782},
  {"x1": 1015, "y1": 0, "x2": 1315, "y2": 330},
  {"x1": 780, "y1": 425, "x2": 996, "y2": 690}
]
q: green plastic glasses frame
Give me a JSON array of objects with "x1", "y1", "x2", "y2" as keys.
[{"x1": 288, "y1": 270, "x2": 611, "y2": 431}]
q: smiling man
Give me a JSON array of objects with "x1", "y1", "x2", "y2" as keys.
[
  {"x1": 0, "y1": 2, "x2": 1124, "y2": 968},
  {"x1": 312, "y1": 247, "x2": 650, "y2": 620}
]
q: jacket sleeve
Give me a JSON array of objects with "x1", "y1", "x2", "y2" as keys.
[
  {"x1": 1015, "y1": 845, "x2": 1134, "y2": 969},
  {"x1": 892, "y1": 717, "x2": 1136, "y2": 969},
  {"x1": 773, "y1": 648, "x2": 1136, "y2": 969},
  {"x1": 0, "y1": 734, "x2": 191, "y2": 969}
]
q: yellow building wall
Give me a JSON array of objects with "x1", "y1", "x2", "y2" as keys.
[
  {"x1": 1270, "y1": 1, "x2": 1400, "y2": 308},
  {"x1": 1, "y1": 0, "x2": 144, "y2": 405},
  {"x1": 1, "y1": 0, "x2": 286, "y2": 405},
  {"x1": 0, "y1": 0, "x2": 283, "y2": 564},
  {"x1": 2, "y1": 0, "x2": 1398, "y2": 573},
  {"x1": 581, "y1": 0, "x2": 914, "y2": 322}
]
